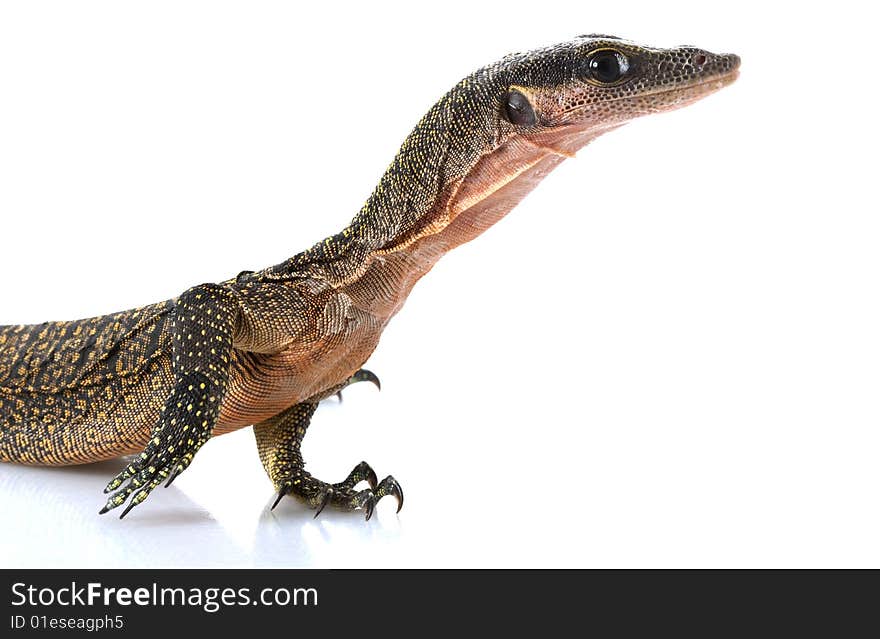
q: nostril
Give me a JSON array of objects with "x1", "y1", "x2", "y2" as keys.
[{"x1": 693, "y1": 53, "x2": 707, "y2": 67}]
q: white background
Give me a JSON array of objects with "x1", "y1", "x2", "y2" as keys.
[{"x1": 0, "y1": 1, "x2": 877, "y2": 568}]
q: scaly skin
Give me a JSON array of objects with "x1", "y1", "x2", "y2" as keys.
[{"x1": 0, "y1": 35, "x2": 739, "y2": 518}]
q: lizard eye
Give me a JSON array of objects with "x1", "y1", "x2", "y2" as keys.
[
  {"x1": 586, "y1": 49, "x2": 630, "y2": 85},
  {"x1": 503, "y1": 88, "x2": 537, "y2": 126}
]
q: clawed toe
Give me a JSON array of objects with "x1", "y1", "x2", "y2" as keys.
[
  {"x1": 271, "y1": 485, "x2": 289, "y2": 510},
  {"x1": 314, "y1": 488, "x2": 335, "y2": 518},
  {"x1": 363, "y1": 493, "x2": 377, "y2": 521},
  {"x1": 268, "y1": 454, "x2": 402, "y2": 520},
  {"x1": 305, "y1": 472, "x2": 404, "y2": 520},
  {"x1": 349, "y1": 369, "x2": 381, "y2": 391},
  {"x1": 377, "y1": 475, "x2": 404, "y2": 513},
  {"x1": 334, "y1": 369, "x2": 382, "y2": 403},
  {"x1": 349, "y1": 461, "x2": 378, "y2": 490}
]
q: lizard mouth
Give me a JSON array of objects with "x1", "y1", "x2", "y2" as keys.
[
  {"x1": 664, "y1": 65, "x2": 741, "y2": 95},
  {"x1": 555, "y1": 58, "x2": 740, "y2": 122},
  {"x1": 628, "y1": 52, "x2": 742, "y2": 104},
  {"x1": 636, "y1": 67, "x2": 740, "y2": 109},
  {"x1": 521, "y1": 62, "x2": 739, "y2": 157}
]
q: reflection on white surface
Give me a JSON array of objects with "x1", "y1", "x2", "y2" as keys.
[
  {"x1": 0, "y1": 430, "x2": 404, "y2": 569},
  {"x1": 5, "y1": 367, "x2": 880, "y2": 569},
  {"x1": 0, "y1": 460, "x2": 245, "y2": 568}
]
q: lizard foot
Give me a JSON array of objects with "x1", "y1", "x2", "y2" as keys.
[
  {"x1": 272, "y1": 461, "x2": 403, "y2": 520},
  {"x1": 100, "y1": 372, "x2": 217, "y2": 518},
  {"x1": 100, "y1": 443, "x2": 204, "y2": 519},
  {"x1": 313, "y1": 475, "x2": 404, "y2": 521}
]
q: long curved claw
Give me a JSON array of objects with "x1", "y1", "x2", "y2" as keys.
[
  {"x1": 164, "y1": 462, "x2": 187, "y2": 488},
  {"x1": 353, "y1": 461, "x2": 378, "y2": 490},
  {"x1": 376, "y1": 475, "x2": 404, "y2": 513},
  {"x1": 389, "y1": 478, "x2": 404, "y2": 513},
  {"x1": 271, "y1": 486, "x2": 289, "y2": 511},
  {"x1": 350, "y1": 369, "x2": 381, "y2": 391},
  {"x1": 268, "y1": 461, "x2": 400, "y2": 521},
  {"x1": 334, "y1": 369, "x2": 382, "y2": 403},
  {"x1": 314, "y1": 489, "x2": 334, "y2": 518},
  {"x1": 117, "y1": 474, "x2": 165, "y2": 519},
  {"x1": 351, "y1": 477, "x2": 404, "y2": 520},
  {"x1": 119, "y1": 500, "x2": 138, "y2": 520},
  {"x1": 363, "y1": 493, "x2": 377, "y2": 521}
]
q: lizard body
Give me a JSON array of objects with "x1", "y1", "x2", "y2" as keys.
[{"x1": 0, "y1": 35, "x2": 739, "y2": 517}]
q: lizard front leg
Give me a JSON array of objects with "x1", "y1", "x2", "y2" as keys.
[
  {"x1": 100, "y1": 283, "x2": 240, "y2": 518},
  {"x1": 254, "y1": 381, "x2": 402, "y2": 520}
]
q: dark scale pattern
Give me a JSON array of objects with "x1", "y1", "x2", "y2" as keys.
[
  {"x1": 264, "y1": 42, "x2": 575, "y2": 284},
  {"x1": 0, "y1": 302, "x2": 175, "y2": 465},
  {"x1": 0, "y1": 35, "x2": 739, "y2": 517},
  {"x1": 100, "y1": 284, "x2": 240, "y2": 516}
]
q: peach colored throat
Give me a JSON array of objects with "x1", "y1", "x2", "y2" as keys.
[
  {"x1": 329, "y1": 126, "x2": 611, "y2": 343},
  {"x1": 216, "y1": 127, "x2": 607, "y2": 434}
]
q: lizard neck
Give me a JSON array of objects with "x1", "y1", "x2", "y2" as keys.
[
  {"x1": 264, "y1": 95, "x2": 613, "y2": 334},
  {"x1": 322, "y1": 120, "x2": 612, "y2": 325},
  {"x1": 265, "y1": 58, "x2": 613, "y2": 296},
  {"x1": 267, "y1": 67, "x2": 505, "y2": 284}
]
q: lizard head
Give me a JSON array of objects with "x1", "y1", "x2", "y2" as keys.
[
  {"x1": 334, "y1": 35, "x2": 740, "y2": 259},
  {"x1": 410, "y1": 37, "x2": 741, "y2": 241},
  {"x1": 492, "y1": 35, "x2": 740, "y2": 153}
]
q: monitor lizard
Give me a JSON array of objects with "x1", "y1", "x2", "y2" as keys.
[{"x1": 0, "y1": 35, "x2": 740, "y2": 519}]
